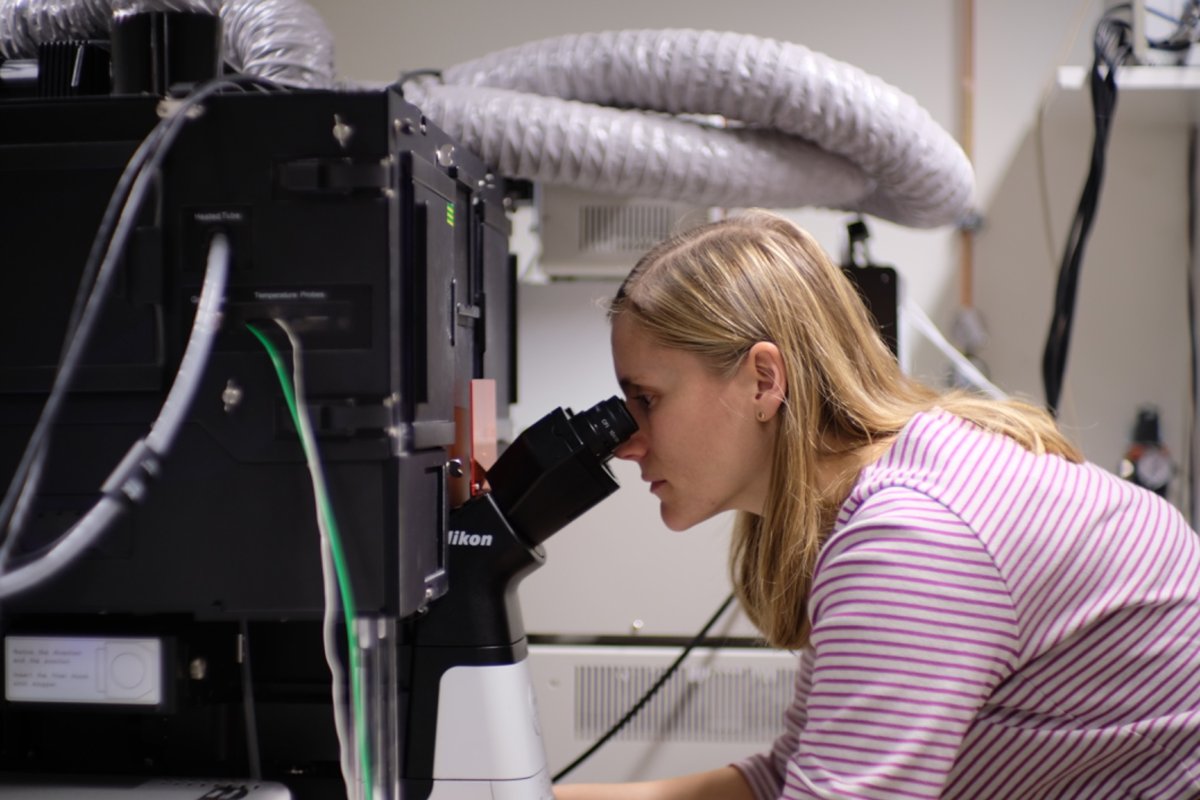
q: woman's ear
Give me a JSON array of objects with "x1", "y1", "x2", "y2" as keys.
[{"x1": 748, "y1": 342, "x2": 787, "y2": 420}]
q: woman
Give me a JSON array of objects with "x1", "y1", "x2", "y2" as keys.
[{"x1": 560, "y1": 210, "x2": 1200, "y2": 798}]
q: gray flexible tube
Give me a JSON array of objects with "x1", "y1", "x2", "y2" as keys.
[
  {"x1": 0, "y1": 0, "x2": 335, "y2": 88},
  {"x1": 219, "y1": 0, "x2": 333, "y2": 89},
  {"x1": 418, "y1": 29, "x2": 974, "y2": 228},
  {"x1": 403, "y1": 81, "x2": 873, "y2": 211},
  {"x1": 0, "y1": 3, "x2": 969, "y2": 224}
]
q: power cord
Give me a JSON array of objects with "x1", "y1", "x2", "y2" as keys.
[
  {"x1": 246, "y1": 321, "x2": 371, "y2": 800},
  {"x1": 552, "y1": 592, "x2": 736, "y2": 783}
]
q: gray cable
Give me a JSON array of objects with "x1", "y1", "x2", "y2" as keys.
[
  {"x1": 0, "y1": 234, "x2": 229, "y2": 599},
  {"x1": 274, "y1": 317, "x2": 355, "y2": 794},
  {"x1": 0, "y1": 75, "x2": 277, "y2": 572}
]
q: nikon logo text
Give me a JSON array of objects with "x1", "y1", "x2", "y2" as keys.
[{"x1": 449, "y1": 530, "x2": 493, "y2": 547}]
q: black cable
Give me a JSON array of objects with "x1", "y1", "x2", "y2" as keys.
[
  {"x1": 0, "y1": 234, "x2": 227, "y2": 602},
  {"x1": 552, "y1": 592, "x2": 737, "y2": 784},
  {"x1": 0, "y1": 120, "x2": 174, "y2": 568},
  {"x1": 0, "y1": 74, "x2": 284, "y2": 571},
  {"x1": 1041, "y1": 13, "x2": 1133, "y2": 416},
  {"x1": 62, "y1": 78, "x2": 277, "y2": 364}
]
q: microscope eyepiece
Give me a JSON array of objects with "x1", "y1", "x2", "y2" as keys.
[
  {"x1": 484, "y1": 396, "x2": 637, "y2": 547},
  {"x1": 571, "y1": 397, "x2": 637, "y2": 460}
]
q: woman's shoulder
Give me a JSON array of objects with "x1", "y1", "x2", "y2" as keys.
[
  {"x1": 840, "y1": 407, "x2": 1088, "y2": 532},
  {"x1": 849, "y1": 409, "x2": 994, "y2": 498},
  {"x1": 841, "y1": 406, "x2": 1176, "y2": 553}
]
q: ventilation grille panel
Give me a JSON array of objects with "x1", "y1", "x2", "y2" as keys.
[
  {"x1": 579, "y1": 204, "x2": 681, "y2": 254},
  {"x1": 534, "y1": 186, "x2": 709, "y2": 279},
  {"x1": 573, "y1": 663, "x2": 794, "y2": 743}
]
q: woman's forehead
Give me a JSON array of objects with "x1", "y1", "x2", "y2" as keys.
[
  {"x1": 612, "y1": 316, "x2": 710, "y2": 388},
  {"x1": 610, "y1": 314, "x2": 653, "y2": 373},
  {"x1": 611, "y1": 314, "x2": 663, "y2": 359}
]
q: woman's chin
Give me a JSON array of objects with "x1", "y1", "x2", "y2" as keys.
[{"x1": 659, "y1": 505, "x2": 706, "y2": 532}]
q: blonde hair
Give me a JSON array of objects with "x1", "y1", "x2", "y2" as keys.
[{"x1": 609, "y1": 210, "x2": 1082, "y2": 650}]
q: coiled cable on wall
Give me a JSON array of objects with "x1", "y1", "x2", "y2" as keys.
[{"x1": 1041, "y1": 10, "x2": 1133, "y2": 416}]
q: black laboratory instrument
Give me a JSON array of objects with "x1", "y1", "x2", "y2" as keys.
[{"x1": 0, "y1": 7, "x2": 635, "y2": 798}]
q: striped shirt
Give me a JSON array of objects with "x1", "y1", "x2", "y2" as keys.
[{"x1": 735, "y1": 409, "x2": 1200, "y2": 799}]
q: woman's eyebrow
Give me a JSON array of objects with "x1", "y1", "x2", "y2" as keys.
[{"x1": 619, "y1": 375, "x2": 662, "y2": 397}]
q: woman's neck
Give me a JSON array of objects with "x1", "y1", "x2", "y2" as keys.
[{"x1": 814, "y1": 434, "x2": 896, "y2": 502}]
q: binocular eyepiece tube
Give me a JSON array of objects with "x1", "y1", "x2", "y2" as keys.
[
  {"x1": 570, "y1": 396, "x2": 638, "y2": 461},
  {"x1": 484, "y1": 397, "x2": 637, "y2": 547}
]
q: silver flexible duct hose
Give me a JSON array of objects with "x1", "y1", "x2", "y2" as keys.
[
  {"x1": 219, "y1": 0, "x2": 332, "y2": 88},
  {"x1": 405, "y1": 82, "x2": 873, "y2": 212},
  {"x1": 0, "y1": 0, "x2": 334, "y2": 88},
  {"x1": 408, "y1": 29, "x2": 975, "y2": 229},
  {"x1": 0, "y1": 0, "x2": 110, "y2": 55},
  {"x1": 0, "y1": 5, "x2": 969, "y2": 224}
]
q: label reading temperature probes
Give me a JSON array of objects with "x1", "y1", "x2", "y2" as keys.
[{"x1": 5, "y1": 635, "x2": 163, "y2": 706}]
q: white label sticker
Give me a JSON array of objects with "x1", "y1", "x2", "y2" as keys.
[{"x1": 5, "y1": 636, "x2": 162, "y2": 706}]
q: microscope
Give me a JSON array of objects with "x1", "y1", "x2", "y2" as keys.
[{"x1": 400, "y1": 396, "x2": 635, "y2": 800}]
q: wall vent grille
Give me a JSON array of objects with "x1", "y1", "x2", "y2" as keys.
[
  {"x1": 579, "y1": 204, "x2": 680, "y2": 254},
  {"x1": 573, "y1": 663, "x2": 795, "y2": 743},
  {"x1": 535, "y1": 186, "x2": 709, "y2": 279}
]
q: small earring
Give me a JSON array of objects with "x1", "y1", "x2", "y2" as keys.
[{"x1": 756, "y1": 410, "x2": 767, "y2": 422}]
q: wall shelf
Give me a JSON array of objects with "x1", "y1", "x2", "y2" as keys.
[{"x1": 1055, "y1": 65, "x2": 1200, "y2": 127}]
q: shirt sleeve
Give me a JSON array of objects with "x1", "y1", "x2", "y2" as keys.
[
  {"x1": 733, "y1": 650, "x2": 813, "y2": 800},
  {"x1": 747, "y1": 487, "x2": 1021, "y2": 799}
]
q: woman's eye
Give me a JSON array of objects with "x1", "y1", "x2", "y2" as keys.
[{"x1": 636, "y1": 394, "x2": 655, "y2": 410}]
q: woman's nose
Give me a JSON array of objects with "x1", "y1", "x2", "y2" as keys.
[{"x1": 614, "y1": 430, "x2": 646, "y2": 461}]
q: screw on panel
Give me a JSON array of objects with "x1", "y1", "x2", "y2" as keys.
[
  {"x1": 157, "y1": 97, "x2": 205, "y2": 120},
  {"x1": 332, "y1": 114, "x2": 354, "y2": 148},
  {"x1": 189, "y1": 657, "x2": 208, "y2": 680},
  {"x1": 221, "y1": 379, "x2": 243, "y2": 413}
]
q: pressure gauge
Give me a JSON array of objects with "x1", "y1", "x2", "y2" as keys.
[
  {"x1": 1120, "y1": 407, "x2": 1172, "y2": 497},
  {"x1": 1134, "y1": 447, "x2": 1173, "y2": 493}
]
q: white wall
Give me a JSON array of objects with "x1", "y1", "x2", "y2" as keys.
[{"x1": 305, "y1": 0, "x2": 1195, "y2": 637}]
